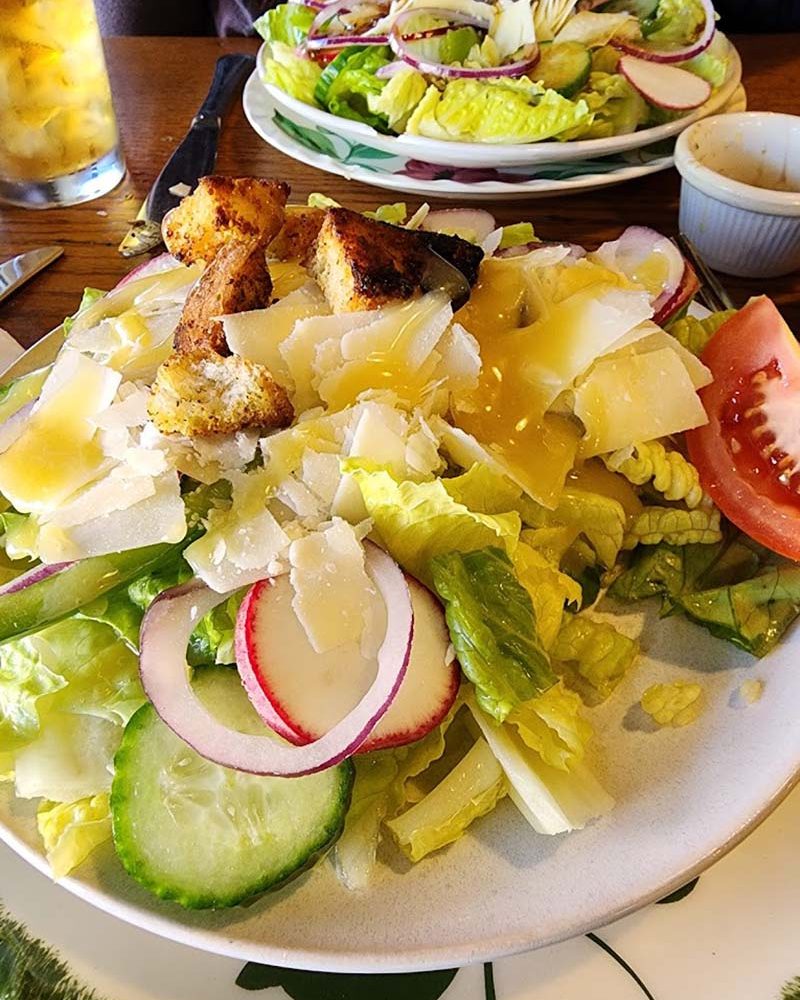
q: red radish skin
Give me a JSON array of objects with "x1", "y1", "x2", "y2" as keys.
[
  {"x1": 237, "y1": 573, "x2": 458, "y2": 754},
  {"x1": 140, "y1": 553, "x2": 413, "y2": 776},
  {"x1": 619, "y1": 55, "x2": 711, "y2": 110}
]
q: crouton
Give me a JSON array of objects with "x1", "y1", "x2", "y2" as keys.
[
  {"x1": 309, "y1": 208, "x2": 483, "y2": 313},
  {"x1": 268, "y1": 206, "x2": 325, "y2": 263},
  {"x1": 148, "y1": 349, "x2": 294, "y2": 438},
  {"x1": 173, "y1": 238, "x2": 272, "y2": 355},
  {"x1": 163, "y1": 176, "x2": 290, "y2": 265}
]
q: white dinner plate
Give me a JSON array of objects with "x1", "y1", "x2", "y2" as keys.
[{"x1": 242, "y1": 72, "x2": 747, "y2": 201}]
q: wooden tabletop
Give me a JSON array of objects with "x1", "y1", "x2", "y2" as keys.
[{"x1": 1, "y1": 34, "x2": 798, "y2": 347}]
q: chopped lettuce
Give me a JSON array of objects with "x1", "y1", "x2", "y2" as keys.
[
  {"x1": 667, "y1": 309, "x2": 736, "y2": 356},
  {"x1": 442, "y1": 25, "x2": 482, "y2": 62},
  {"x1": 0, "y1": 618, "x2": 142, "y2": 753},
  {"x1": 603, "y1": 440, "x2": 704, "y2": 509},
  {"x1": 564, "y1": 72, "x2": 646, "y2": 139},
  {"x1": 506, "y1": 682, "x2": 591, "y2": 769},
  {"x1": 262, "y1": 41, "x2": 323, "y2": 105},
  {"x1": 641, "y1": 681, "x2": 704, "y2": 727},
  {"x1": 385, "y1": 737, "x2": 507, "y2": 862},
  {"x1": 431, "y1": 547, "x2": 556, "y2": 720},
  {"x1": 63, "y1": 288, "x2": 105, "y2": 337},
  {"x1": 552, "y1": 613, "x2": 639, "y2": 704},
  {"x1": 346, "y1": 464, "x2": 520, "y2": 586},
  {"x1": 499, "y1": 222, "x2": 536, "y2": 250},
  {"x1": 513, "y1": 541, "x2": 581, "y2": 649},
  {"x1": 466, "y1": 690, "x2": 612, "y2": 835},
  {"x1": 367, "y1": 68, "x2": 427, "y2": 132},
  {"x1": 610, "y1": 536, "x2": 800, "y2": 657},
  {"x1": 254, "y1": 2, "x2": 316, "y2": 45},
  {"x1": 37, "y1": 793, "x2": 111, "y2": 878},
  {"x1": 442, "y1": 463, "x2": 522, "y2": 515},
  {"x1": 364, "y1": 202, "x2": 407, "y2": 224},
  {"x1": 406, "y1": 79, "x2": 590, "y2": 143},
  {"x1": 315, "y1": 46, "x2": 392, "y2": 131},
  {"x1": 646, "y1": 0, "x2": 707, "y2": 45},
  {"x1": 522, "y1": 487, "x2": 626, "y2": 568},
  {"x1": 623, "y1": 505, "x2": 722, "y2": 549}
]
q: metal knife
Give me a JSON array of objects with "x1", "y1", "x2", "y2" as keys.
[
  {"x1": 118, "y1": 53, "x2": 256, "y2": 258},
  {"x1": 0, "y1": 246, "x2": 63, "y2": 307}
]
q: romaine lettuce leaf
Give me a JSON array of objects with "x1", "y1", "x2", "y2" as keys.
[
  {"x1": 346, "y1": 464, "x2": 521, "y2": 585},
  {"x1": 564, "y1": 71, "x2": 646, "y2": 139},
  {"x1": 262, "y1": 41, "x2": 323, "y2": 105},
  {"x1": 364, "y1": 202, "x2": 408, "y2": 224},
  {"x1": 552, "y1": 613, "x2": 639, "y2": 704},
  {"x1": 367, "y1": 68, "x2": 427, "y2": 131},
  {"x1": 667, "y1": 309, "x2": 736, "y2": 356},
  {"x1": 506, "y1": 681, "x2": 591, "y2": 768},
  {"x1": 315, "y1": 45, "x2": 392, "y2": 131},
  {"x1": 623, "y1": 505, "x2": 722, "y2": 549},
  {"x1": 646, "y1": 0, "x2": 707, "y2": 45},
  {"x1": 513, "y1": 540, "x2": 582, "y2": 649},
  {"x1": 431, "y1": 547, "x2": 556, "y2": 721},
  {"x1": 406, "y1": 79, "x2": 590, "y2": 143},
  {"x1": 254, "y1": 2, "x2": 316, "y2": 45},
  {"x1": 521, "y1": 487, "x2": 626, "y2": 568},
  {"x1": 37, "y1": 793, "x2": 111, "y2": 878},
  {"x1": 63, "y1": 287, "x2": 105, "y2": 337},
  {"x1": 441, "y1": 462, "x2": 523, "y2": 515},
  {"x1": 499, "y1": 222, "x2": 536, "y2": 250},
  {"x1": 466, "y1": 690, "x2": 613, "y2": 835},
  {"x1": 385, "y1": 736, "x2": 507, "y2": 862}
]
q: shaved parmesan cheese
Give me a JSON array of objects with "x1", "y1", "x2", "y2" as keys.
[
  {"x1": 522, "y1": 286, "x2": 653, "y2": 411},
  {"x1": 223, "y1": 283, "x2": 329, "y2": 382},
  {"x1": 333, "y1": 403, "x2": 410, "y2": 522},
  {"x1": 289, "y1": 518, "x2": 375, "y2": 654},
  {"x1": 492, "y1": 0, "x2": 536, "y2": 59},
  {"x1": 168, "y1": 182, "x2": 192, "y2": 197},
  {"x1": 93, "y1": 385, "x2": 150, "y2": 429},
  {"x1": 576, "y1": 347, "x2": 708, "y2": 457},
  {"x1": 624, "y1": 325, "x2": 713, "y2": 390},
  {"x1": 37, "y1": 472, "x2": 186, "y2": 563},
  {"x1": 185, "y1": 472, "x2": 293, "y2": 592},
  {"x1": 0, "y1": 350, "x2": 120, "y2": 514},
  {"x1": 280, "y1": 310, "x2": 376, "y2": 411}
]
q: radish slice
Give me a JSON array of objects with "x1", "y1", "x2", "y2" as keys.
[
  {"x1": 593, "y1": 226, "x2": 685, "y2": 305},
  {"x1": 113, "y1": 253, "x2": 179, "y2": 291},
  {"x1": 653, "y1": 258, "x2": 700, "y2": 327},
  {"x1": 421, "y1": 208, "x2": 497, "y2": 245},
  {"x1": 0, "y1": 561, "x2": 73, "y2": 596},
  {"x1": 619, "y1": 55, "x2": 711, "y2": 110},
  {"x1": 613, "y1": 0, "x2": 716, "y2": 63},
  {"x1": 237, "y1": 573, "x2": 458, "y2": 753},
  {"x1": 140, "y1": 548, "x2": 413, "y2": 776}
]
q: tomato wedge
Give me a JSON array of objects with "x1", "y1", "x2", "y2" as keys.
[{"x1": 686, "y1": 296, "x2": 800, "y2": 560}]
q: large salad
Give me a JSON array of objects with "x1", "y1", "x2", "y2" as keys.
[
  {"x1": 0, "y1": 178, "x2": 797, "y2": 910},
  {"x1": 256, "y1": 0, "x2": 731, "y2": 144}
]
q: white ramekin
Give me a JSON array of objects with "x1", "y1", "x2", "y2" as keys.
[{"x1": 674, "y1": 112, "x2": 800, "y2": 278}]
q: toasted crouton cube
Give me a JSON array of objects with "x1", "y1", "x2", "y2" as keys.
[
  {"x1": 174, "y1": 239, "x2": 272, "y2": 355},
  {"x1": 148, "y1": 350, "x2": 294, "y2": 438},
  {"x1": 268, "y1": 206, "x2": 325, "y2": 263},
  {"x1": 163, "y1": 176, "x2": 290, "y2": 264},
  {"x1": 310, "y1": 208, "x2": 483, "y2": 312}
]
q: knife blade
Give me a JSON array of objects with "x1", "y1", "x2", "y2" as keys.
[
  {"x1": 119, "y1": 53, "x2": 255, "y2": 258},
  {"x1": 0, "y1": 246, "x2": 63, "y2": 306}
]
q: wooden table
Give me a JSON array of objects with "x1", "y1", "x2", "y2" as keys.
[{"x1": 0, "y1": 35, "x2": 798, "y2": 348}]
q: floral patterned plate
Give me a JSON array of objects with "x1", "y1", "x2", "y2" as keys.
[{"x1": 242, "y1": 73, "x2": 747, "y2": 201}]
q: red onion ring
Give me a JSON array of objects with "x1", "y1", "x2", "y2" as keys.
[
  {"x1": 612, "y1": 0, "x2": 716, "y2": 63},
  {"x1": 389, "y1": 7, "x2": 539, "y2": 79},
  {"x1": 0, "y1": 561, "x2": 74, "y2": 597},
  {"x1": 306, "y1": 0, "x2": 389, "y2": 50},
  {"x1": 140, "y1": 547, "x2": 413, "y2": 776}
]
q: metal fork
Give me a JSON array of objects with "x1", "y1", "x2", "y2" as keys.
[{"x1": 677, "y1": 233, "x2": 736, "y2": 313}]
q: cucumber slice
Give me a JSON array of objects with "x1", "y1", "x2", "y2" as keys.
[
  {"x1": 535, "y1": 42, "x2": 591, "y2": 98},
  {"x1": 111, "y1": 667, "x2": 354, "y2": 909}
]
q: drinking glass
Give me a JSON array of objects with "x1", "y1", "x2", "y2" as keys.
[{"x1": 0, "y1": 0, "x2": 126, "y2": 208}]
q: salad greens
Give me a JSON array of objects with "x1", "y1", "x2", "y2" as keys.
[{"x1": 256, "y1": 0, "x2": 728, "y2": 142}]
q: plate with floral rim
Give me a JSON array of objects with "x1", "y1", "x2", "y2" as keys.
[{"x1": 242, "y1": 72, "x2": 746, "y2": 201}]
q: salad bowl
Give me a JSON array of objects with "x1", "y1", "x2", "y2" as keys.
[
  {"x1": 257, "y1": 36, "x2": 742, "y2": 171},
  {"x1": 1, "y1": 180, "x2": 800, "y2": 973}
]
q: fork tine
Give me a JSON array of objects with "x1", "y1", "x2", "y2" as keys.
[{"x1": 677, "y1": 233, "x2": 736, "y2": 313}]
